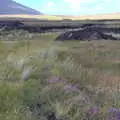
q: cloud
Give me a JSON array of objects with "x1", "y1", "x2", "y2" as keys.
[
  {"x1": 46, "y1": 1, "x2": 55, "y2": 8},
  {"x1": 63, "y1": 0, "x2": 120, "y2": 14},
  {"x1": 64, "y1": 0, "x2": 97, "y2": 4},
  {"x1": 41, "y1": 1, "x2": 56, "y2": 13},
  {"x1": 64, "y1": 0, "x2": 97, "y2": 12},
  {"x1": 15, "y1": 0, "x2": 120, "y2": 15}
]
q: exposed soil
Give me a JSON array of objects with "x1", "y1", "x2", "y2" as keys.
[
  {"x1": 55, "y1": 26, "x2": 120, "y2": 41},
  {"x1": 0, "y1": 20, "x2": 120, "y2": 41}
]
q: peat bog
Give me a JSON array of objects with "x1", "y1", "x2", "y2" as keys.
[{"x1": 1, "y1": 18, "x2": 120, "y2": 120}]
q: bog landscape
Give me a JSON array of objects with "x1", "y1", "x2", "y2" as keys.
[{"x1": 1, "y1": 0, "x2": 120, "y2": 120}]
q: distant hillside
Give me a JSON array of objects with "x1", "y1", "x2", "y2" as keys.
[
  {"x1": 72, "y1": 13, "x2": 120, "y2": 20},
  {"x1": 45, "y1": 13, "x2": 120, "y2": 20},
  {"x1": 0, "y1": 0, "x2": 42, "y2": 15}
]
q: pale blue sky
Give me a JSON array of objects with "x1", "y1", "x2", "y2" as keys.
[{"x1": 14, "y1": 0, "x2": 120, "y2": 15}]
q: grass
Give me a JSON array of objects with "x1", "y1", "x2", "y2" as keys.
[
  {"x1": 1, "y1": 31, "x2": 120, "y2": 119},
  {"x1": 1, "y1": 13, "x2": 120, "y2": 20},
  {"x1": 0, "y1": 15, "x2": 64, "y2": 20}
]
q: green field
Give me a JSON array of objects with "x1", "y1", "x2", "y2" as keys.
[{"x1": 1, "y1": 32, "x2": 120, "y2": 120}]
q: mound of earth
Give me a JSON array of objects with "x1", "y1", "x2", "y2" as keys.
[
  {"x1": 0, "y1": 20, "x2": 24, "y2": 28},
  {"x1": 55, "y1": 27, "x2": 120, "y2": 41}
]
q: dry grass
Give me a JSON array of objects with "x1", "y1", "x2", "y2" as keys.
[
  {"x1": 0, "y1": 14, "x2": 64, "y2": 20},
  {"x1": 1, "y1": 31, "x2": 120, "y2": 119},
  {"x1": 0, "y1": 12, "x2": 120, "y2": 20},
  {"x1": 72, "y1": 12, "x2": 120, "y2": 20}
]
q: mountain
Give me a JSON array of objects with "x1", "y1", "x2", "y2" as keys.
[{"x1": 0, "y1": 0, "x2": 42, "y2": 15}]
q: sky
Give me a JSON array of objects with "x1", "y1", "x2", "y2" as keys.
[{"x1": 14, "y1": 0, "x2": 120, "y2": 15}]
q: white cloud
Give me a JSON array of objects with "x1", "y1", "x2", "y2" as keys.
[
  {"x1": 64, "y1": 0, "x2": 97, "y2": 12},
  {"x1": 64, "y1": 0, "x2": 97, "y2": 4},
  {"x1": 46, "y1": 1, "x2": 55, "y2": 8},
  {"x1": 41, "y1": 1, "x2": 56, "y2": 12},
  {"x1": 63, "y1": 0, "x2": 120, "y2": 14}
]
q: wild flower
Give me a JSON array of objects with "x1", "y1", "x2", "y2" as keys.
[
  {"x1": 63, "y1": 84, "x2": 79, "y2": 92},
  {"x1": 48, "y1": 76, "x2": 61, "y2": 83},
  {"x1": 108, "y1": 107, "x2": 118, "y2": 113},
  {"x1": 107, "y1": 108, "x2": 120, "y2": 120},
  {"x1": 87, "y1": 106, "x2": 99, "y2": 116}
]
